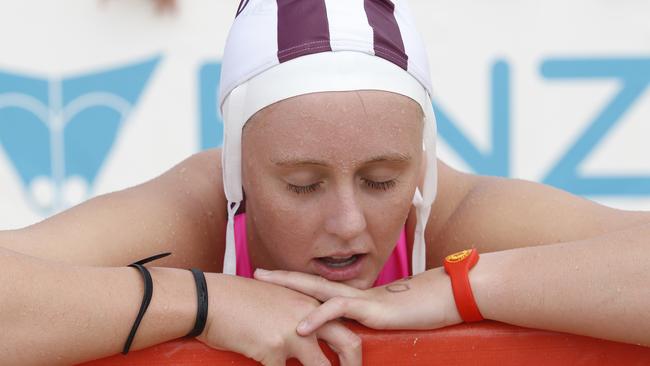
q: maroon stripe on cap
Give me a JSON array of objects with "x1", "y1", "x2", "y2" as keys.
[
  {"x1": 277, "y1": 0, "x2": 331, "y2": 63},
  {"x1": 364, "y1": 0, "x2": 408, "y2": 70}
]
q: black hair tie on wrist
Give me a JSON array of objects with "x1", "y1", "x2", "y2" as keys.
[
  {"x1": 122, "y1": 252, "x2": 172, "y2": 355},
  {"x1": 186, "y1": 268, "x2": 208, "y2": 338}
]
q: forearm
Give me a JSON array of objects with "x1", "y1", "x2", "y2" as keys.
[
  {"x1": 0, "y1": 248, "x2": 196, "y2": 365},
  {"x1": 471, "y1": 223, "x2": 650, "y2": 346}
]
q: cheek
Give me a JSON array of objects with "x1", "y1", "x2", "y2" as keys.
[
  {"x1": 244, "y1": 173, "x2": 321, "y2": 265},
  {"x1": 363, "y1": 179, "x2": 417, "y2": 256},
  {"x1": 369, "y1": 193, "x2": 412, "y2": 239}
]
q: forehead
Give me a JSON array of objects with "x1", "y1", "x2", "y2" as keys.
[
  {"x1": 242, "y1": 90, "x2": 423, "y2": 163},
  {"x1": 247, "y1": 90, "x2": 422, "y2": 125}
]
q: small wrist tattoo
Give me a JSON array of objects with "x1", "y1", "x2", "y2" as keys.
[
  {"x1": 385, "y1": 283, "x2": 410, "y2": 293},
  {"x1": 384, "y1": 276, "x2": 414, "y2": 293}
]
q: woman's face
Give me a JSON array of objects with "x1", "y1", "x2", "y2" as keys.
[{"x1": 241, "y1": 90, "x2": 423, "y2": 289}]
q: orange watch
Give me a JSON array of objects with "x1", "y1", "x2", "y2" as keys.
[{"x1": 443, "y1": 249, "x2": 484, "y2": 322}]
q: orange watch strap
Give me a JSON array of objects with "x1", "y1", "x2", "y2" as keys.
[{"x1": 443, "y1": 249, "x2": 484, "y2": 322}]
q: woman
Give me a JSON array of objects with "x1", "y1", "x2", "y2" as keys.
[{"x1": 2, "y1": 1, "x2": 649, "y2": 365}]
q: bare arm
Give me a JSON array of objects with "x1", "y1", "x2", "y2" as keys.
[
  {"x1": 1, "y1": 148, "x2": 227, "y2": 271},
  {"x1": 0, "y1": 150, "x2": 222, "y2": 362},
  {"x1": 432, "y1": 162, "x2": 650, "y2": 345},
  {"x1": 0, "y1": 246, "x2": 196, "y2": 365},
  {"x1": 472, "y1": 223, "x2": 650, "y2": 346}
]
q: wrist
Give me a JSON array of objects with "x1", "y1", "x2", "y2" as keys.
[
  {"x1": 196, "y1": 272, "x2": 230, "y2": 340},
  {"x1": 443, "y1": 249, "x2": 484, "y2": 322},
  {"x1": 437, "y1": 267, "x2": 463, "y2": 326},
  {"x1": 130, "y1": 267, "x2": 196, "y2": 349},
  {"x1": 467, "y1": 250, "x2": 511, "y2": 321}
]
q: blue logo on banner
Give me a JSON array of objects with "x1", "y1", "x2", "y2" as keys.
[
  {"x1": 434, "y1": 60, "x2": 511, "y2": 178},
  {"x1": 199, "y1": 62, "x2": 224, "y2": 150},
  {"x1": 0, "y1": 56, "x2": 160, "y2": 214},
  {"x1": 541, "y1": 58, "x2": 650, "y2": 195}
]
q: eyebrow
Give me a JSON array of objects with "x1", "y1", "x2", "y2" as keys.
[{"x1": 272, "y1": 153, "x2": 412, "y2": 167}]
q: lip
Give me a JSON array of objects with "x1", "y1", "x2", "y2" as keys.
[
  {"x1": 318, "y1": 251, "x2": 364, "y2": 258},
  {"x1": 312, "y1": 254, "x2": 366, "y2": 281}
]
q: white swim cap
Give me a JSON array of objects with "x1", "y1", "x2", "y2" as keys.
[{"x1": 219, "y1": 0, "x2": 437, "y2": 276}]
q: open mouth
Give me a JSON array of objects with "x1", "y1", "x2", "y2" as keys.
[
  {"x1": 316, "y1": 254, "x2": 361, "y2": 268},
  {"x1": 313, "y1": 254, "x2": 366, "y2": 281}
]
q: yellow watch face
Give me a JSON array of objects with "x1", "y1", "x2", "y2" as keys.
[{"x1": 445, "y1": 249, "x2": 472, "y2": 263}]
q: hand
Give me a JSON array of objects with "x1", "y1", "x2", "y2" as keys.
[
  {"x1": 254, "y1": 267, "x2": 463, "y2": 336},
  {"x1": 196, "y1": 273, "x2": 361, "y2": 366}
]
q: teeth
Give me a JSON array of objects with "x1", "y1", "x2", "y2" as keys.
[{"x1": 319, "y1": 255, "x2": 359, "y2": 268}]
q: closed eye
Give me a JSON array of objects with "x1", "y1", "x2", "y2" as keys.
[
  {"x1": 287, "y1": 182, "x2": 321, "y2": 194},
  {"x1": 362, "y1": 178, "x2": 397, "y2": 191},
  {"x1": 287, "y1": 179, "x2": 397, "y2": 195}
]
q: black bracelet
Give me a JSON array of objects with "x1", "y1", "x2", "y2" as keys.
[
  {"x1": 186, "y1": 268, "x2": 209, "y2": 338},
  {"x1": 122, "y1": 252, "x2": 172, "y2": 355}
]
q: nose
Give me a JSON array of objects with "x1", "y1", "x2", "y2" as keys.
[{"x1": 323, "y1": 186, "x2": 367, "y2": 241}]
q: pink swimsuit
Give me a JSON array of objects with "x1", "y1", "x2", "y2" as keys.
[{"x1": 233, "y1": 213, "x2": 410, "y2": 286}]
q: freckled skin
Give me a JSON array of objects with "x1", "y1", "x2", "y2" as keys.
[{"x1": 241, "y1": 90, "x2": 424, "y2": 289}]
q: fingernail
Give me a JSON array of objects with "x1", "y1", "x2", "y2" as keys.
[
  {"x1": 255, "y1": 268, "x2": 270, "y2": 276},
  {"x1": 297, "y1": 320, "x2": 309, "y2": 334}
]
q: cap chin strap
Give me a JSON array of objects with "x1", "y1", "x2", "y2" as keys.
[
  {"x1": 412, "y1": 101, "x2": 438, "y2": 275},
  {"x1": 223, "y1": 201, "x2": 240, "y2": 275},
  {"x1": 411, "y1": 188, "x2": 426, "y2": 275},
  {"x1": 222, "y1": 83, "x2": 247, "y2": 275}
]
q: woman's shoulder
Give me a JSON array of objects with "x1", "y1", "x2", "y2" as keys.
[
  {"x1": 176, "y1": 147, "x2": 227, "y2": 217},
  {"x1": 134, "y1": 147, "x2": 229, "y2": 271},
  {"x1": 172, "y1": 146, "x2": 229, "y2": 235}
]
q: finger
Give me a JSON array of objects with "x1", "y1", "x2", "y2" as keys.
[
  {"x1": 291, "y1": 336, "x2": 331, "y2": 366},
  {"x1": 316, "y1": 322, "x2": 362, "y2": 366},
  {"x1": 297, "y1": 297, "x2": 370, "y2": 336},
  {"x1": 254, "y1": 269, "x2": 361, "y2": 301}
]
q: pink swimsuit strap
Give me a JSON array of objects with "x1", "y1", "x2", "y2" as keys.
[{"x1": 233, "y1": 213, "x2": 410, "y2": 286}]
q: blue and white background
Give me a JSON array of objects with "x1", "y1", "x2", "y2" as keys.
[{"x1": 1, "y1": 0, "x2": 649, "y2": 229}]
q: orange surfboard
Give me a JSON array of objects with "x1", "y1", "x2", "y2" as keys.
[{"x1": 82, "y1": 321, "x2": 650, "y2": 365}]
